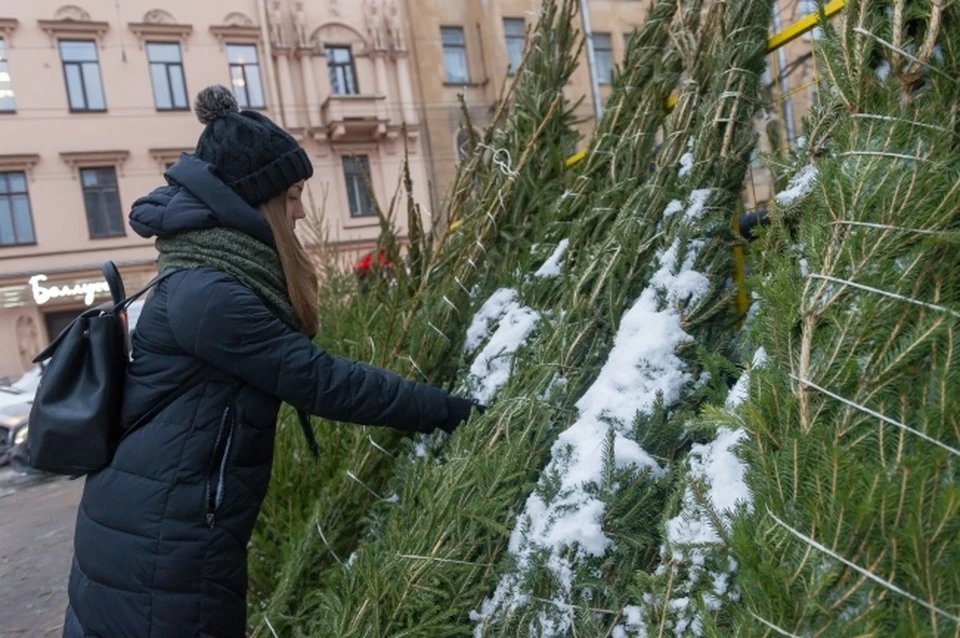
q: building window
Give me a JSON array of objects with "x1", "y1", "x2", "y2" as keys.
[
  {"x1": 59, "y1": 40, "x2": 106, "y2": 112},
  {"x1": 0, "y1": 40, "x2": 15, "y2": 112},
  {"x1": 326, "y1": 46, "x2": 358, "y2": 95},
  {"x1": 592, "y1": 33, "x2": 613, "y2": 85},
  {"x1": 0, "y1": 172, "x2": 35, "y2": 246},
  {"x1": 226, "y1": 44, "x2": 265, "y2": 109},
  {"x1": 624, "y1": 31, "x2": 634, "y2": 53},
  {"x1": 343, "y1": 156, "x2": 374, "y2": 217},
  {"x1": 441, "y1": 27, "x2": 469, "y2": 84},
  {"x1": 503, "y1": 18, "x2": 525, "y2": 75},
  {"x1": 80, "y1": 167, "x2": 125, "y2": 238},
  {"x1": 147, "y1": 42, "x2": 188, "y2": 111}
]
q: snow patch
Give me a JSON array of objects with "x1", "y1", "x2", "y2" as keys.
[
  {"x1": 685, "y1": 189, "x2": 713, "y2": 222},
  {"x1": 678, "y1": 153, "x2": 694, "y2": 178},
  {"x1": 612, "y1": 605, "x2": 648, "y2": 637},
  {"x1": 876, "y1": 60, "x2": 891, "y2": 82},
  {"x1": 473, "y1": 192, "x2": 715, "y2": 635},
  {"x1": 678, "y1": 136, "x2": 695, "y2": 178},
  {"x1": 775, "y1": 164, "x2": 818, "y2": 206},
  {"x1": 666, "y1": 428, "x2": 752, "y2": 546},
  {"x1": 651, "y1": 426, "x2": 752, "y2": 636},
  {"x1": 464, "y1": 288, "x2": 518, "y2": 352},
  {"x1": 468, "y1": 302, "x2": 540, "y2": 404},
  {"x1": 534, "y1": 239, "x2": 571, "y2": 278},
  {"x1": 663, "y1": 199, "x2": 685, "y2": 218},
  {"x1": 725, "y1": 348, "x2": 768, "y2": 409}
]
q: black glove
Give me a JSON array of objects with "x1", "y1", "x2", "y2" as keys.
[{"x1": 440, "y1": 396, "x2": 485, "y2": 434}]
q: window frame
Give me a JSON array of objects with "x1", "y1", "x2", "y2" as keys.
[
  {"x1": 79, "y1": 166, "x2": 126, "y2": 239},
  {"x1": 0, "y1": 39, "x2": 15, "y2": 113},
  {"x1": 342, "y1": 155, "x2": 375, "y2": 218},
  {"x1": 440, "y1": 26, "x2": 469, "y2": 84},
  {"x1": 325, "y1": 45, "x2": 359, "y2": 96},
  {"x1": 592, "y1": 32, "x2": 614, "y2": 85},
  {"x1": 503, "y1": 18, "x2": 525, "y2": 76},
  {"x1": 58, "y1": 39, "x2": 106, "y2": 113},
  {"x1": 146, "y1": 41, "x2": 189, "y2": 111},
  {"x1": 0, "y1": 171, "x2": 36, "y2": 247},
  {"x1": 225, "y1": 43, "x2": 266, "y2": 110}
]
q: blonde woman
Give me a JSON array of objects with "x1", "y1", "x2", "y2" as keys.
[{"x1": 63, "y1": 85, "x2": 481, "y2": 638}]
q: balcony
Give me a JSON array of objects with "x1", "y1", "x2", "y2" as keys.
[{"x1": 321, "y1": 94, "x2": 388, "y2": 142}]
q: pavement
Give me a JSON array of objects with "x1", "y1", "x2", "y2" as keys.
[{"x1": 0, "y1": 469, "x2": 82, "y2": 637}]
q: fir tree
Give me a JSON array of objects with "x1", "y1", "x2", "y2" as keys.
[
  {"x1": 472, "y1": 0, "x2": 776, "y2": 631},
  {"x1": 283, "y1": 0, "x2": 775, "y2": 633},
  {"x1": 247, "y1": 2, "x2": 581, "y2": 633},
  {"x1": 722, "y1": 0, "x2": 960, "y2": 634}
]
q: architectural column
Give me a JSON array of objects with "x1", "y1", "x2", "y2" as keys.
[
  {"x1": 274, "y1": 52, "x2": 299, "y2": 128},
  {"x1": 373, "y1": 53, "x2": 392, "y2": 122},
  {"x1": 299, "y1": 53, "x2": 322, "y2": 129},
  {"x1": 311, "y1": 49, "x2": 333, "y2": 155},
  {"x1": 313, "y1": 51, "x2": 331, "y2": 111},
  {"x1": 394, "y1": 55, "x2": 418, "y2": 125},
  {"x1": 482, "y1": 0, "x2": 509, "y2": 102}
]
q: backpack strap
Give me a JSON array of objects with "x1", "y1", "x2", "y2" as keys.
[
  {"x1": 115, "y1": 268, "x2": 179, "y2": 312},
  {"x1": 34, "y1": 266, "x2": 179, "y2": 363},
  {"x1": 101, "y1": 261, "x2": 126, "y2": 306},
  {"x1": 297, "y1": 410, "x2": 320, "y2": 459}
]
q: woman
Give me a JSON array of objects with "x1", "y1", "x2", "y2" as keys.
[{"x1": 63, "y1": 85, "x2": 481, "y2": 638}]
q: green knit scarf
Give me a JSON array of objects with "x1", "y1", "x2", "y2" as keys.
[{"x1": 156, "y1": 227, "x2": 300, "y2": 332}]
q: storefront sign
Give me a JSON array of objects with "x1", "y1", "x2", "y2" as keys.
[{"x1": 28, "y1": 274, "x2": 110, "y2": 306}]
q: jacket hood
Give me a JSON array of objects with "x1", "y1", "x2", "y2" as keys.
[{"x1": 129, "y1": 153, "x2": 276, "y2": 248}]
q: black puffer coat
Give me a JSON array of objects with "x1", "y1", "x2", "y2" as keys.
[{"x1": 63, "y1": 156, "x2": 453, "y2": 637}]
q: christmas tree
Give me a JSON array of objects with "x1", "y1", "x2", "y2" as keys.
[
  {"x1": 248, "y1": 1, "x2": 581, "y2": 632},
  {"x1": 247, "y1": 0, "x2": 960, "y2": 635},
  {"x1": 721, "y1": 0, "x2": 960, "y2": 634},
  {"x1": 261, "y1": 0, "x2": 776, "y2": 633}
]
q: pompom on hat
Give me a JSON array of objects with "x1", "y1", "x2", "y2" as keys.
[{"x1": 192, "y1": 85, "x2": 313, "y2": 207}]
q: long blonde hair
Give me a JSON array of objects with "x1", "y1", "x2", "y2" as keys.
[{"x1": 259, "y1": 195, "x2": 320, "y2": 335}]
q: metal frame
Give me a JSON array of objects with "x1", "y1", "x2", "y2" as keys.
[
  {"x1": 59, "y1": 39, "x2": 107, "y2": 113},
  {"x1": 343, "y1": 155, "x2": 374, "y2": 218},
  {"x1": 0, "y1": 171, "x2": 37, "y2": 246},
  {"x1": 146, "y1": 41, "x2": 189, "y2": 112},
  {"x1": 325, "y1": 45, "x2": 359, "y2": 96},
  {"x1": 226, "y1": 43, "x2": 266, "y2": 110},
  {"x1": 79, "y1": 167, "x2": 125, "y2": 239},
  {"x1": 440, "y1": 26, "x2": 469, "y2": 84}
]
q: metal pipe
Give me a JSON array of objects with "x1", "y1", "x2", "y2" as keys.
[
  {"x1": 770, "y1": 2, "x2": 796, "y2": 143},
  {"x1": 577, "y1": 0, "x2": 604, "y2": 122}
]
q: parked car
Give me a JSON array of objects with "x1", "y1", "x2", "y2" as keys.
[{"x1": 0, "y1": 391, "x2": 32, "y2": 466}]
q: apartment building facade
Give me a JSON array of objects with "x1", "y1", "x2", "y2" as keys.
[
  {"x1": 0, "y1": 0, "x2": 427, "y2": 378},
  {"x1": 403, "y1": 0, "x2": 820, "y2": 208}
]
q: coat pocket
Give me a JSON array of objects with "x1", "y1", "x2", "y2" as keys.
[
  {"x1": 231, "y1": 406, "x2": 276, "y2": 468},
  {"x1": 204, "y1": 406, "x2": 235, "y2": 529}
]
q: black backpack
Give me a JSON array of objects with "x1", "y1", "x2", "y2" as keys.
[{"x1": 25, "y1": 262, "x2": 187, "y2": 476}]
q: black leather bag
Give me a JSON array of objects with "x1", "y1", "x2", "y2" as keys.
[{"x1": 25, "y1": 262, "x2": 176, "y2": 476}]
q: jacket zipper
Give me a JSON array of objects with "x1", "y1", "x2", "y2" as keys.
[{"x1": 205, "y1": 406, "x2": 235, "y2": 529}]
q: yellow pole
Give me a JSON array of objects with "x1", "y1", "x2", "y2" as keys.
[
  {"x1": 732, "y1": 202, "x2": 751, "y2": 318},
  {"x1": 766, "y1": 0, "x2": 845, "y2": 53}
]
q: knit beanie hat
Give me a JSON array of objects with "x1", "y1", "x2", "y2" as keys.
[{"x1": 192, "y1": 85, "x2": 313, "y2": 207}]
